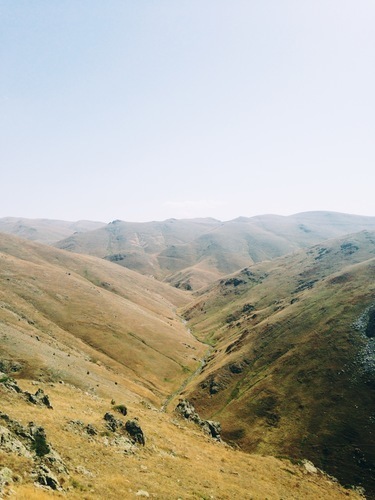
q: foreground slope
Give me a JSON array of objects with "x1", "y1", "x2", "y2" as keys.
[
  {"x1": 0, "y1": 233, "x2": 205, "y2": 403},
  {"x1": 181, "y1": 230, "x2": 375, "y2": 495},
  {"x1": 54, "y1": 212, "x2": 375, "y2": 289},
  {"x1": 0, "y1": 376, "x2": 360, "y2": 499}
]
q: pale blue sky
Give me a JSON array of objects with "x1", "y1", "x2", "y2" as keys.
[{"x1": 1, "y1": 1, "x2": 374, "y2": 222}]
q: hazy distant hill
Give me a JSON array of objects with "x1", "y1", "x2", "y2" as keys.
[
  {"x1": 0, "y1": 217, "x2": 106, "y2": 244},
  {"x1": 181, "y1": 229, "x2": 375, "y2": 494},
  {"x1": 55, "y1": 212, "x2": 375, "y2": 289}
]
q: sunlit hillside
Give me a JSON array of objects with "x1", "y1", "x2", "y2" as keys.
[{"x1": 0, "y1": 233, "x2": 205, "y2": 404}]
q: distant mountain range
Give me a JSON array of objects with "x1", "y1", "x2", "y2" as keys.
[{"x1": 2, "y1": 211, "x2": 375, "y2": 289}]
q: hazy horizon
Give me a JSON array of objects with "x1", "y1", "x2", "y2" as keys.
[{"x1": 1, "y1": 1, "x2": 374, "y2": 222}]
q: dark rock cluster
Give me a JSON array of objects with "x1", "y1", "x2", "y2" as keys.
[{"x1": 175, "y1": 399, "x2": 221, "y2": 440}]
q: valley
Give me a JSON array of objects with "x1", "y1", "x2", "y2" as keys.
[{"x1": 0, "y1": 212, "x2": 374, "y2": 498}]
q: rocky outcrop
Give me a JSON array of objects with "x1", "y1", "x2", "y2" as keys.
[
  {"x1": 0, "y1": 412, "x2": 67, "y2": 489},
  {"x1": 103, "y1": 412, "x2": 145, "y2": 448},
  {"x1": 175, "y1": 400, "x2": 221, "y2": 440},
  {"x1": 25, "y1": 388, "x2": 53, "y2": 409},
  {"x1": 34, "y1": 464, "x2": 61, "y2": 490},
  {"x1": 0, "y1": 376, "x2": 53, "y2": 408},
  {"x1": 0, "y1": 425, "x2": 32, "y2": 458},
  {"x1": 125, "y1": 420, "x2": 145, "y2": 446},
  {"x1": 104, "y1": 412, "x2": 123, "y2": 432}
]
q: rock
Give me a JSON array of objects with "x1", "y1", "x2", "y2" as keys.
[
  {"x1": 104, "y1": 412, "x2": 123, "y2": 432},
  {"x1": 85, "y1": 424, "x2": 98, "y2": 436},
  {"x1": 203, "y1": 420, "x2": 221, "y2": 439},
  {"x1": 110, "y1": 435, "x2": 136, "y2": 454},
  {"x1": 125, "y1": 420, "x2": 145, "y2": 446},
  {"x1": 303, "y1": 460, "x2": 318, "y2": 474},
  {"x1": 136, "y1": 490, "x2": 150, "y2": 497},
  {"x1": 2, "y1": 377, "x2": 23, "y2": 393},
  {"x1": 0, "y1": 426, "x2": 32, "y2": 458},
  {"x1": 35, "y1": 464, "x2": 61, "y2": 490},
  {"x1": 0, "y1": 360, "x2": 23, "y2": 373},
  {"x1": 175, "y1": 399, "x2": 221, "y2": 441},
  {"x1": 26, "y1": 388, "x2": 53, "y2": 408},
  {"x1": 0, "y1": 467, "x2": 13, "y2": 492},
  {"x1": 175, "y1": 400, "x2": 200, "y2": 423},
  {"x1": 229, "y1": 363, "x2": 243, "y2": 374},
  {"x1": 29, "y1": 425, "x2": 51, "y2": 457},
  {"x1": 76, "y1": 465, "x2": 95, "y2": 477}
]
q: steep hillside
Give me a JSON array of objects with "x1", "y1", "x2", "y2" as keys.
[
  {"x1": 0, "y1": 233, "x2": 205, "y2": 404},
  {"x1": 0, "y1": 217, "x2": 106, "y2": 245},
  {"x1": 181, "y1": 230, "x2": 375, "y2": 496},
  {"x1": 54, "y1": 212, "x2": 375, "y2": 290}
]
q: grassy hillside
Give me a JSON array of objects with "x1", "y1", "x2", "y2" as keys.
[
  {"x1": 0, "y1": 217, "x2": 106, "y2": 245},
  {"x1": 54, "y1": 212, "x2": 375, "y2": 290},
  {"x1": 0, "y1": 233, "x2": 205, "y2": 404},
  {"x1": 181, "y1": 230, "x2": 375, "y2": 496},
  {"x1": 0, "y1": 376, "x2": 360, "y2": 499},
  {"x1": 0, "y1": 232, "x2": 361, "y2": 498}
]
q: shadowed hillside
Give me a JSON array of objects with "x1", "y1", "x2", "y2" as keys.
[
  {"x1": 54, "y1": 212, "x2": 375, "y2": 290},
  {"x1": 180, "y1": 230, "x2": 375, "y2": 496}
]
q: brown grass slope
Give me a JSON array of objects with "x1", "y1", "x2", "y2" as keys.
[
  {"x1": 0, "y1": 377, "x2": 360, "y2": 499},
  {"x1": 0, "y1": 217, "x2": 106, "y2": 245},
  {"x1": 54, "y1": 212, "x2": 375, "y2": 290},
  {"x1": 181, "y1": 230, "x2": 375, "y2": 496},
  {"x1": 0, "y1": 232, "x2": 206, "y2": 404}
]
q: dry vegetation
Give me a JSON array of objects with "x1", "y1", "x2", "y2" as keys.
[
  {"x1": 0, "y1": 379, "x2": 361, "y2": 499},
  {"x1": 0, "y1": 224, "x2": 374, "y2": 498}
]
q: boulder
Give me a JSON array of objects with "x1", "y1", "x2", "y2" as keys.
[
  {"x1": 35, "y1": 464, "x2": 61, "y2": 490},
  {"x1": 125, "y1": 420, "x2": 145, "y2": 446},
  {"x1": 104, "y1": 412, "x2": 123, "y2": 432}
]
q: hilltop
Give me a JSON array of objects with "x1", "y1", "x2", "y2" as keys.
[{"x1": 53, "y1": 211, "x2": 375, "y2": 290}]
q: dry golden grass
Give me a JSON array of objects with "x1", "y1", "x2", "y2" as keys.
[
  {"x1": 0, "y1": 233, "x2": 206, "y2": 404},
  {"x1": 0, "y1": 380, "x2": 361, "y2": 499}
]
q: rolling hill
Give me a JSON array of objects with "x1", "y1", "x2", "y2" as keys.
[
  {"x1": 0, "y1": 232, "x2": 205, "y2": 404},
  {"x1": 54, "y1": 212, "x2": 375, "y2": 290},
  {"x1": 180, "y1": 230, "x2": 375, "y2": 496},
  {"x1": 0, "y1": 231, "x2": 361, "y2": 498}
]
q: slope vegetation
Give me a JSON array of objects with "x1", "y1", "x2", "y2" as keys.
[
  {"x1": 0, "y1": 375, "x2": 360, "y2": 499},
  {"x1": 0, "y1": 233, "x2": 205, "y2": 404},
  {"x1": 181, "y1": 230, "x2": 375, "y2": 496}
]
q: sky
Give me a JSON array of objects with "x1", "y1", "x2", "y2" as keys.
[{"x1": 1, "y1": 1, "x2": 374, "y2": 222}]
